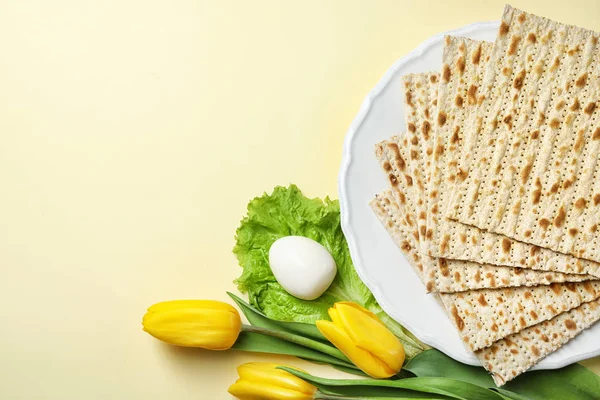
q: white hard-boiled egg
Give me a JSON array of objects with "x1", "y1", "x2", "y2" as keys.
[{"x1": 268, "y1": 236, "x2": 337, "y2": 300}]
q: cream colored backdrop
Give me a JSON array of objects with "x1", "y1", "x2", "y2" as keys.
[{"x1": 1, "y1": 1, "x2": 598, "y2": 399}]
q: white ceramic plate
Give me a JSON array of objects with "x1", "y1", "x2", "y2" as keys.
[{"x1": 338, "y1": 21, "x2": 600, "y2": 369}]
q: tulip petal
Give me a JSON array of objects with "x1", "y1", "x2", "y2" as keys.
[
  {"x1": 334, "y1": 302, "x2": 404, "y2": 372},
  {"x1": 142, "y1": 300, "x2": 241, "y2": 349},
  {"x1": 237, "y1": 363, "x2": 315, "y2": 395},
  {"x1": 316, "y1": 320, "x2": 396, "y2": 378},
  {"x1": 228, "y1": 380, "x2": 314, "y2": 400}
]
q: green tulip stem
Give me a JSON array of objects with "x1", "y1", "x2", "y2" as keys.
[{"x1": 240, "y1": 324, "x2": 353, "y2": 366}]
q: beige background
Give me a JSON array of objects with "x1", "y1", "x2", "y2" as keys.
[{"x1": 1, "y1": 1, "x2": 599, "y2": 399}]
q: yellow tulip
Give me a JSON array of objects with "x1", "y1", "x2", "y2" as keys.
[
  {"x1": 142, "y1": 300, "x2": 241, "y2": 350},
  {"x1": 228, "y1": 362, "x2": 316, "y2": 400},
  {"x1": 316, "y1": 302, "x2": 405, "y2": 378}
]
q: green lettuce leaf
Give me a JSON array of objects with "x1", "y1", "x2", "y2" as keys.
[{"x1": 233, "y1": 184, "x2": 425, "y2": 358}]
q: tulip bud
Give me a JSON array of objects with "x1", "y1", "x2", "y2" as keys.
[
  {"x1": 142, "y1": 300, "x2": 241, "y2": 350},
  {"x1": 228, "y1": 363, "x2": 316, "y2": 400},
  {"x1": 316, "y1": 302, "x2": 405, "y2": 378}
]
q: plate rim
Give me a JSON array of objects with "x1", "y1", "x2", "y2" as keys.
[{"x1": 337, "y1": 19, "x2": 600, "y2": 369}]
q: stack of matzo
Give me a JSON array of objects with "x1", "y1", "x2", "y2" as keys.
[{"x1": 369, "y1": 5, "x2": 600, "y2": 386}]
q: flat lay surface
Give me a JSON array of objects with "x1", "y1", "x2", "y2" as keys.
[{"x1": 1, "y1": 1, "x2": 599, "y2": 399}]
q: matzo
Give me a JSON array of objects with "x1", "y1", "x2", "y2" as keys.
[
  {"x1": 448, "y1": 6, "x2": 600, "y2": 266},
  {"x1": 476, "y1": 298, "x2": 600, "y2": 386},
  {"x1": 374, "y1": 135, "x2": 591, "y2": 292},
  {"x1": 416, "y1": 36, "x2": 600, "y2": 278},
  {"x1": 371, "y1": 188, "x2": 591, "y2": 292},
  {"x1": 370, "y1": 180, "x2": 600, "y2": 352}
]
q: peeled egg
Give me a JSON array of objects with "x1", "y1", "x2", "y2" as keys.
[{"x1": 268, "y1": 236, "x2": 337, "y2": 300}]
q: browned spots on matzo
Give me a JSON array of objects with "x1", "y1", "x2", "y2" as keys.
[
  {"x1": 593, "y1": 128, "x2": 600, "y2": 140},
  {"x1": 451, "y1": 306, "x2": 465, "y2": 331},
  {"x1": 554, "y1": 206, "x2": 566, "y2": 228},
  {"x1": 530, "y1": 311, "x2": 538, "y2": 319},
  {"x1": 451, "y1": 126, "x2": 460, "y2": 144},
  {"x1": 435, "y1": 144, "x2": 445, "y2": 158},
  {"x1": 527, "y1": 32, "x2": 536, "y2": 43},
  {"x1": 410, "y1": 136, "x2": 418, "y2": 145},
  {"x1": 532, "y1": 178, "x2": 542, "y2": 204},
  {"x1": 425, "y1": 230, "x2": 432, "y2": 239},
  {"x1": 584, "y1": 102, "x2": 597, "y2": 115},
  {"x1": 550, "y1": 283, "x2": 561, "y2": 294},
  {"x1": 531, "y1": 130, "x2": 540, "y2": 140},
  {"x1": 569, "y1": 228, "x2": 578, "y2": 236},
  {"x1": 440, "y1": 234, "x2": 450, "y2": 254},
  {"x1": 491, "y1": 323, "x2": 499, "y2": 332},
  {"x1": 550, "y1": 57, "x2": 560, "y2": 72},
  {"x1": 418, "y1": 211, "x2": 426, "y2": 220},
  {"x1": 576, "y1": 73, "x2": 588, "y2": 87},
  {"x1": 499, "y1": 21, "x2": 510, "y2": 36},
  {"x1": 437, "y1": 112, "x2": 447, "y2": 127},
  {"x1": 408, "y1": 122, "x2": 416, "y2": 133},
  {"x1": 474, "y1": 271, "x2": 481, "y2": 282},
  {"x1": 575, "y1": 198, "x2": 587, "y2": 209},
  {"x1": 456, "y1": 56, "x2": 465, "y2": 75},
  {"x1": 595, "y1": 194, "x2": 600, "y2": 205},
  {"x1": 478, "y1": 294, "x2": 488, "y2": 306},
  {"x1": 555, "y1": 100, "x2": 566, "y2": 110},
  {"x1": 564, "y1": 179, "x2": 574, "y2": 189},
  {"x1": 503, "y1": 114, "x2": 513, "y2": 129},
  {"x1": 550, "y1": 182, "x2": 560, "y2": 194},
  {"x1": 430, "y1": 74, "x2": 438, "y2": 83},
  {"x1": 455, "y1": 95, "x2": 463, "y2": 107},
  {"x1": 442, "y1": 64, "x2": 451, "y2": 82},
  {"x1": 519, "y1": 317, "x2": 527, "y2": 327},
  {"x1": 591, "y1": 224, "x2": 598, "y2": 233},
  {"x1": 508, "y1": 35, "x2": 521, "y2": 55},
  {"x1": 467, "y1": 85, "x2": 477, "y2": 105},
  {"x1": 383, "y1": 162, "x2": 392, "y2": 172},
  {"x1": 405, "y1": 92, "x2": 414, "y2": 107},
  {"x1": 460, "y1": 233, "x2": 467, "y2": 243},
  {"x1": 524, "y1": 291, "x2": 532, "y2": 299},
  {"x1": 517, "y1": 13, "x2": 526, "y2": 23},
  {"x1": 531, "y1": 345, "x2": 540, "y2": 357},
  {"x1": 389, "y1": 174, "x2": 398, "y2": 186},
  {"x1": 565, "y1": 320, "x2": 577, "y2": 330},
  {"x1": 398, "y1": 191, "x2": 406, "y2": 204},
  {"x1": 539, "y1": 218, "x2": 551, "y2": 229},
  {"x1": 502, "y1": 238, "x2": 512, "y2": 253},
  {"x1": 513, "y1": 70, "x2": 526, "y2": 90},
  {"x1": 410, "y1": 149, "x2": 418, "y2": 160},
  {"x1": 570, "y1": 98, "x2": 580, "y2": 111},
  {"x1": 472, "y1": 44, "x2": 482, "y2": 64},
  {"x1": 405, "y1": 174, "x2": 413, "y2": 186},
  {"x1": 422, "y1": 121, "x2": 431, "y2": 140},
  {"x1": 400, "y1": 241, "x2": 411, "y2": 252},
  {"x1": 419, "y1": 225, "x2": 426, "y2": 237},
  {"x1": 457, "y1": 169, "x2": 468, "y2": 181},
  {"x1": 454, "y1": 271, "x2": 461, "y2": 282},
  {"x1": 424, "y1": 108, "x2": 430, "y2": 119},
  {"x1": 521, "y1": 161, "x2": 533, "y2": 183},
  {"x1": 430, "y1": 189, "x2": 438, "y2": 199},
  {"x1": 574, "y1": 129, "x2": 586, "y2": 153},
  {"x1": 549, "y1": 118, "x2": 560, "y2": 129},
  {"x1": 524, "y1": 230, "x2": 532, "y2": 237}
]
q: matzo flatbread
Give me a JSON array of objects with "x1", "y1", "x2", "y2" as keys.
[
  {"x1": 476, "y1": 298, "x2": 600, "y2": 386},
  {"x1": 415, "y1": 36, "x2": 600, "y2": 278},
  {"x1": 371, "y1": 185, "x2": 600, "y2": 385},
  {"x1": 402, "y1": 72, "x2": 439, "y2": 252},
  {"x1": 370, "y1": 188, "x2": 591, "y2": 292},
  {"x1": 448, "y1": 6, "x2": 600, "y2": 267},
  {"x1": 371, "y1": 179, "x2": 600, "y2": 351}
]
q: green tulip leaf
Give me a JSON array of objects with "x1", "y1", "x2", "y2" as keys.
[
  {"x1": 280, "y1": 367, "x2": 505, "y2": 400},
  {"x1": 231, "y1": 331, "x2": 357, "y2": 371},
  {"x1": 228, "y1": 291, "x2": 327, "y2": 342}
]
